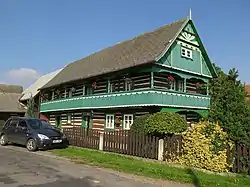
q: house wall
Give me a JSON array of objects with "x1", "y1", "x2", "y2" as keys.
[{"x1": 46, "y1": 107, "x2": 159, "y2": 131}]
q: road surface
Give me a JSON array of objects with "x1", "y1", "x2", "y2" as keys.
[{"x1": 0, "y1": 146, "x2": 191, "y2": 187}]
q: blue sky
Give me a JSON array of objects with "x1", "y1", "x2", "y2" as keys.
[{"x1": 0, "y1": 0, "x2": 249, "y2": 87}]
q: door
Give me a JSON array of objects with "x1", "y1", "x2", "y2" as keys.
[
  {"x1": 5, "y1": 119, "x2": 19, "y2": 143},
  {"x1": 15, "y1": 120, "x2": 28, "y2": 145},
  {"x1": 82, "y1": 115, "x2": 91, "y2": 129}
]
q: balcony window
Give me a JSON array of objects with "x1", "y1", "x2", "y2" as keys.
[
  {"x1": 170, "y1": 80, "x2": 176, "y2": 90},
  {"x1": 85, "y1": 86, "x2": 93, "y2": 95},
  {"x1": 124, "y1": 78, "x2": 133, "y2": 91},
  {"x1": 177, "y1": 80, "x2": 184, "y2": 92}
]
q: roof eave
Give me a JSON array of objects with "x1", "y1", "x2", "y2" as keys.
[
  {"x1": 40, "y1": 60, "x2": 155, "y2": 90},
  {"x1": 155, "y1": 18, "x2": 190, "y2": 62}
]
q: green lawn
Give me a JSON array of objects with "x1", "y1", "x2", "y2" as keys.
[{"x1": 51, "y1": 147, "x2": 250, "y2": 187}]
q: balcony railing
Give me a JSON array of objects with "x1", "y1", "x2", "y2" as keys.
[{"x1": 40, "y1": 89, "x2": 210, "y2": 112}]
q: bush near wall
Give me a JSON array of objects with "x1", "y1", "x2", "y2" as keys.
[
  {"x1": 146, "y1": 112, "x2": 188, "y2": 137},
  {"x1": 173, "y1": 121, "x2": 234, "y2": 173},
  {"x1": 130, "y1": 114, "x2": 151, "y2": 135}
]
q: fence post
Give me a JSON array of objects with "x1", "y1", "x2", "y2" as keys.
[
  {"x1": 158, "y1": 139, "x2": 164, "y2": 161},
  {"x1": 99, "y1": 132, "x2": 104, "y2": 151}
]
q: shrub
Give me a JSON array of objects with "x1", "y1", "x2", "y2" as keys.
[
  {"x1": 145, "y1": 112, "x2": 188, "y2": 136},
  {"x1": 130, "y1": 114, "x2": 150, "y2": 135},
  {"x1": 173, "y1": 121, "x2": 234, "y2": 172}
]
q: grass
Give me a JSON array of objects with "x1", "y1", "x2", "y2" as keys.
[{"x1": 51, "y1": 147, "x2": 250, "y2": 187}]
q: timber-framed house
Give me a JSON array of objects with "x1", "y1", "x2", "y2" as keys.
[{"x1": 39, "y1": 18, "x2": 217, "y2": 131}]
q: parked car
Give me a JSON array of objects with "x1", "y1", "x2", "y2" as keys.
[{"x1": 0, "y1": 117, "x2": 68, "y2": 151}]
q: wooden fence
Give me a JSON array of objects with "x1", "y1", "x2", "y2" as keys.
[
  {"x1": 63, "y1": 127, "x2": 159, "y2": 159},
  {"x1": 163, "y1": 135, "x2": 183, "y2": 161},
  {"x1": 104, "y1": 131, "x2": 159, "y2": 159},
  {"x1": 63, "y1": 127, "x2": 100, "y2": 150},
  {"x1": 231, "y1": 144, "x2": 250, "y2": 174},
  {"x1": 62, "y1": 127, "x2": 250, "y2": 175}
]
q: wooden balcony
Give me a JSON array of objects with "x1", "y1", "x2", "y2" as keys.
[{"x1": 40, "y1": 89, "x2": 210, "y2": 112}]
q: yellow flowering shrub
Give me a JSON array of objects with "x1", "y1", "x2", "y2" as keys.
[{"x1": 173, "y1": 121, "x2": 233, "y2": 172}]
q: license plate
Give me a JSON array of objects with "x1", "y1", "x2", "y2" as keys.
[{"x1": 52, "y1": 139, "x2": 62, "y2": 143}]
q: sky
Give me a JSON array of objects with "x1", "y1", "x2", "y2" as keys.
[{"x1": 0, "y1": 0, "x2": 249, "y2": 88}]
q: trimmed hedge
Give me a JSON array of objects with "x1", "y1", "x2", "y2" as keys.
[
  {"x1": 130, "y1": 114, "x2": 150, "y2": 135},
  {"x1": 146, "y1": 112, "x2": 188, "y2": 136}
]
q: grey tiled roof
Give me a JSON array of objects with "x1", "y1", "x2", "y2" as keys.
[
  {"x1": 0, "y1": 84, "x2": 23, "y2": 94},
  {"x1": 42, "y1": 19, "x2": 187, "y2": 89},
  {"x1": 0, "y1": 93, "x2": 26, "y2": 113}
]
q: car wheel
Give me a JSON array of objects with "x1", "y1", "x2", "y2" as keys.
[
  {"x1": 26, "y1": 139, "x2": 37, "y2": 152},
  {"x1": 0, "y1": 134, "x2": 8, "y2": 146}
]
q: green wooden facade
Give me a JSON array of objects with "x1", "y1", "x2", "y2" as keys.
[{"x1": 39, "y1": 18, "x2": 216, "y2": 130}]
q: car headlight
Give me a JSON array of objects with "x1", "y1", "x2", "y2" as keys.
[{"x1": 38, "y1": 134, "x2": 49, "y2": 140}]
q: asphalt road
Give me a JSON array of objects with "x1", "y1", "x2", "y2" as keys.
[{"x1": 0, "y1": 146, "x2": 191, "y2": 187}]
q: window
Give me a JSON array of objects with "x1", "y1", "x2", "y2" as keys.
[
  {"x1": 105, "y1": 114, "x2": 114, "y2": 129},
  {"x1": 85, "y1": 86, "x2": 93, "y2": 95},
  {"x1": 26, "y1": 119, "x2": 54, "y2": 129},
  {"x1": 67, "y1": 114, "x2": 72, "y2": 124},
  {"x1": 52, "y1": 91, "x2": 55, "y2": 100},
  {"x1": 18, "y1": 120, "x2": 27, "y2": 128},
  {"x1": 68, "y1": 90, "x2": 72, "y2": 98},
  {"x1": 124, "y1": 78, "x2": 133, "y2": 91},
  {"x1": 170, "y1": 80, "x2": 176, "y2": 90},
  {"x1": 177, "y1": 80, "x2": 184, "y2": 92},
  {"x1": 181, "y1": 47, "x2": 192, "y2": 59},
  {"x1": 9, "y1": 119, "x2": 18, "y2": 129},
  {"x1": 123, "y1": 114, "x2": 133, "y2": 130}
]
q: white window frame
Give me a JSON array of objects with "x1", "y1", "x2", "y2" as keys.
[
  {"x1": 67, "y1": 114, "x2": 72, "y2": 124},
  {"x1": 170, "y1": 79, "x2": 176, "y2": 90},
  {"x1": 178, "y1": 80, "x2": 184, "y2": 92},
  {"x1": 124, "y1": 78, "x2": 132, "y2": 91},
  {"x1": 181, "y1": 47, "x2": 192, "y2": 59},
  {"x1": 105, "y1": 114, "x2": 114, "y2": 129},
  {"x1": 52, "y1": 91, "x2": 55, "y2": 100},
  {"x1": 123, "y1": 114, "x2": 134, "y2": 130},
  {"x1": 68, "y1": 90, "x2": 72, "y2": 98}
]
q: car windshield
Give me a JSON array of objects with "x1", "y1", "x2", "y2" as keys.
[{"x1": 26, "y1": 119, "x2": 54, "y2": 130}]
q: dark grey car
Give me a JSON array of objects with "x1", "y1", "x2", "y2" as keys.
[{"x1": 0, "y1": 117, "x2": 68, "y2": 151}]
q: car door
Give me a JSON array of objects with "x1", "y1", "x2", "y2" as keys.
[
  {"x1": 15, "y1": 120, "x2": 28, "y2": 145},
  {"x1": 5, "y1": 119, "x2": 19, "y2": 143}
]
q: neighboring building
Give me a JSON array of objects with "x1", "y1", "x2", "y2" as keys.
[
  {"x1": 19, "y1": 69, "x2": 62, "y2": 120},
  {"x1": 0, "y1": 84, "x2": 26, "y2": 127},
  {"x1": 39, "y1": 17, "x2": 217, "y2": 131},
  {"x1": 245, "y1": 84, "x2": 250, "y2": 101}
]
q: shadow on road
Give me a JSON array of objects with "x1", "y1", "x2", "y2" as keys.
[{"x1": 186, "y1": 168, "x2": 200, "y2": 187}]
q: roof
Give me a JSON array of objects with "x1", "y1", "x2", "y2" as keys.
[
  {"x1": 20, "y1": 69, "x2": 62, "y2": 101},
  {"x1": 42, "y1": 18, "x2": 188, "y2": 89},
  {"x1": 0, "y1": 93, "x2": 26, "y2": 113},
  {"x1": 0, "y1": 84, "x2": 23, "y2": 94}
]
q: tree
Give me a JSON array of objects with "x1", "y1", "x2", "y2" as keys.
[
  {"x1": 25, "y1": 97, "x2": 37, "y2": 118},
  {"x1": 208, "y1": 66, "x2": 250, "y2": 145}
]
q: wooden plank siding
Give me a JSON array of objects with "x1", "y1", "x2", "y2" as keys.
[
  {"x1": 153, "y1": 72, "x2": 172, "y2": 90},
  {"x1": 47, "y1": 107, "x2": 158, "y2": 131},
  {"x1": 130, "y1": 73, "x2": 151, "y2": 90},
  {"x1": 92, "y1": 111, "x2": 105, "y2": 131},
  {"x1": 43, "y1": 72, "x2": 151, "y2": 102}
]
